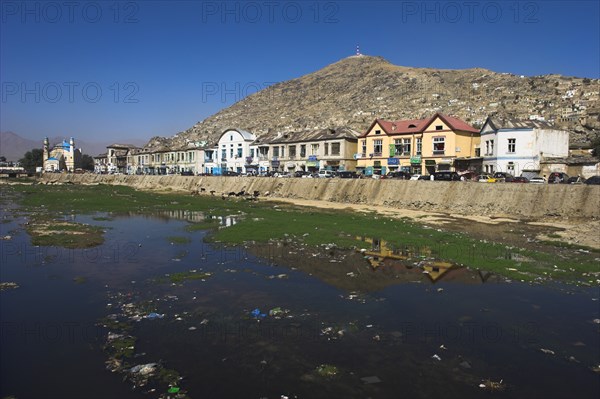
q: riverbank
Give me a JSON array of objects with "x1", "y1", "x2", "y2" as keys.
[{"x1": 31, "y1": 173, "x2": 600, "y2": 250}]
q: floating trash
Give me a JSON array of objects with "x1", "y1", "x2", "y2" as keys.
[{"x1": 145, "y1": 312, "x2": 164, "y2": 320}]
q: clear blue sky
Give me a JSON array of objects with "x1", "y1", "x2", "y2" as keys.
[{"x1": 1, "y1": 0, "x2": 599, "y2": 144}]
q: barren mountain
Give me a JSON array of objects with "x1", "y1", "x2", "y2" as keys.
[{"x1": 150, "y1": 55, "x2": 600, "y2": 148}]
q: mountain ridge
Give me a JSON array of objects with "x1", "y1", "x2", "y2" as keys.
[{"x1": 141, "y1": 56, "x2": 600, "y2": 148}]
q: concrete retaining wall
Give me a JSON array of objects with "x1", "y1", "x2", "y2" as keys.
[{"x1": 40, "y1": 174, "x2": 600, "y2": 219}]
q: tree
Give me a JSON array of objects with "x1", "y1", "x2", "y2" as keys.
[
  {"x1": 19, "y1": 148, "x2": 43, "y2": 171},
  {"x1": 81, "y1": 154, "x2": 95, "y2": 171}
]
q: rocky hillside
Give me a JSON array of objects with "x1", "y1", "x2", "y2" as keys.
[{"x1": 150, "y1": 55, "x2": 600, "y2": 148}]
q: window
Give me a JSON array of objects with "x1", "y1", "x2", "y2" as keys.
[
  {"x1": 331, "y1": 142, "x2": 340, "y2": 155},
  {"x1": 402, "y1": 138, "x2": 411, "y2": 156},
  {"x1": 508, "y1": 138, "x2": 516, "y2": 153},
  {"x1": 280, "y1": 146, "x2": 285, "y2": 157},
  {"x1": 433, "y1": 137, "x2": 445, "y2": 155},
  {"x1": 485, "y1": 141, "x2": 490, "y2": 155},
  {"x1": 373, "y1": 139, "x2": 383, "y2": 155},
  {"x1": 300, "y1": 145, "x2": 306, "y2": 158},
  {"x1": 237, "y1": 147, "x2": 243, "y2": 157},
  {"x1": 311, "y1": 143, "x2": 319, "y2": 155},
  {"x1": 507, "y1": 162, "x2": 515, "y2": 173},
  {"x1": 289, "y1": 145, "x2": 296, "y2": 157},
  {"x1": 250, "y1": 149, "x2": 255, "y2": 158},
  {"x1": 273, "y1": 146, "x2": 279, "y2": 157},
  {"x1": 435, "y1": 125, "x2": 443, "y2": 131},
  {"x1": 490, "y1": 140, "x2": 494, "y2": 155},
  {"x1": 229, "y1": 148, "x2": 234, "y2": 158},
  {"x1": 221, "y1": 149, "x2": 226, "y2": 159},
  {"x1": 394, "y1": 139, "x2": 403, "y2": 156},
  {"x1": 416, "y1": 138, "x2": 422, "y2": 155},
  {"x1": 324, "y1": 143, "x2": 329, "y2": 156},
  {"x1": 361, "y1": 140, "x2": 366, "y2": 155},
  {"x1": 375, "y1": 130, "x2": 381, "y2": 135},
  {"x1": 230, "y1": 135, "x2": 233, "y2": 141}
]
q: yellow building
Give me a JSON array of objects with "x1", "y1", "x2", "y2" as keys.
[{"x1": 356, "y1": 113, "x2": 480, "y2": 175}]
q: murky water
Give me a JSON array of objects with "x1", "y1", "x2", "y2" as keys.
[{"x1": 1, "y1": 207, "x2": 599, "y2": 398}]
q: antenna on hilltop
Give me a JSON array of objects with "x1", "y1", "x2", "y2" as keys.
[{"x1": 356, "y1": 45, "x2": 361, "y2": 56}]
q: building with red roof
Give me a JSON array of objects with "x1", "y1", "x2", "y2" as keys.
[{"x1": 356, "y1": 113, "x2": 481, "y2": 175}]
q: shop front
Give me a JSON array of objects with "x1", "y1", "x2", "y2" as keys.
[{"x1": 410, "y1": 156, "x2": 422, "y2": 174}]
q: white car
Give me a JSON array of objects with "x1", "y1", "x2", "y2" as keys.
[
  {"x1": 317, "y1": 170, "x2": 334, "y2": 178},
  {"x1": 410, "y1": 174, "x2": 421, "y2": 181},
  {"x1": 529, "y1": 177, "x2": 546, "y2": 184}
]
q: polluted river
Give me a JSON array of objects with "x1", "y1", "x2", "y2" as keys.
[{"x1": 1, "y1": 191, "x2": 599, "y2": 399}]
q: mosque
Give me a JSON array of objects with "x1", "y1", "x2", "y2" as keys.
[{"x1": 42, "y1": 137, "x2": 82, "y2": 172}]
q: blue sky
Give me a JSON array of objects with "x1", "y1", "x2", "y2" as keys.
[{"x1": 1, "y1": 0, "x2": 599, "y2": 145}]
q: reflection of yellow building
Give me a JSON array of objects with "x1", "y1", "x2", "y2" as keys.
[
  {"x1": 358, "y1": 237, "x2": 431, "y2": 268},
  {"x1": 422, "y1": 261, "x2": 455, "y2": 282},
  {"x1": 356, "y1": 113, "x2": 480, "y2": 175}
]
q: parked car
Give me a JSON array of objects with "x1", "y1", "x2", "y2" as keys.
[
  {"x1": 180, "y1": 170, "x2": 194, "y2": 176},
  {"x1": 432, "y1": 171, "x2": 461, "y2": 181},
  {"x1": 529, "y1": 176, "x2": 546, "y2": 184},
  {"x1": 222, "y1": 171, "x2": 240, "y2": 177},
  {"x1": 548, "y1": 172, "x2": 569, "y2": 184},
  {"x1": 477, "y1": 174, "x2": 496, "y2": 183},
  {"x1": 317, "y1": 170, "x2": 335, "y2": 178},
  {"x1": 294, "y1": 171, "x2": 311, "y2": 178},
  {"x1": 584, "y1": 175, "x2": 600, "y2": 185},
  {"x1": 566, "y1": 176, "x2": 586, "y2": 184},
  {"x1": 386, "y1": 171, "x2": 411, "y2": 180},
  {"x1": 337, "y1": 171, "x2": 358, "y2": 179},
  {"x1": 512, "y1": 176, "x2": 530, "y2": 183},
  {"x1": 493, "y1": 172, "x2": 515, "y2": 182},
  {"x1": 417, "y1": 175, "x2": 431, "y2": 180}
]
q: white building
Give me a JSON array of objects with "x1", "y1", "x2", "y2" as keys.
[
  {"x1": 480, "y1": 117, "x2": 569, "y2": 177},
  {"x1": 215, "y1": 128, "x2": 256, "y2": 174}
]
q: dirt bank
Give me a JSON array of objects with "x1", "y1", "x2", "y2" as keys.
[{"x1": 36, "y1": 174, "x2": 600, "y2": 249}]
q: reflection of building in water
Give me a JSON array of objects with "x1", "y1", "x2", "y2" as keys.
[
  {"x1": 212, "y1": 215, "x2": 238, "y2": 227},
  {"x1": 357, "y1": 236, "x2": 431, "y2": 268},
  {"x1": 151, "y1": 210, "x2": 207, "y2": 222},
  {"x1": 422, "y1": 261, "x2": 455, "y2": 282}
]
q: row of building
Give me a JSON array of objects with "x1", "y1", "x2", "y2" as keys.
[{"x1": 44, "y1": 113, "x2": 597, "y2": 178}]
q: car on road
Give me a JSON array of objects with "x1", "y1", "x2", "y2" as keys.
[
  {"x1": 529, "y1": 176, "x2": 546, "y2": 184},
  {"x1": 294, "y1": 171, "x2": 311, "y2": 178},
  {"x1": 511, "y1": 176, "x2": 529, "y2": 183},
  {"x1": 493, "y1": 172, "x2": 515, "y2": 182},
  {"x1": 386, "y1": 171, "x2": 411, "y2": 180},
  {"x1": 477, "y1": 174, "x2": 496, "y2": 183},
  {"x1": 548, "y1": 172, "x2": 569, "y2": 184},
  {"x1": 180, "y1": 170, "x2": 194, "y2": 176},
  {"x1": 432, "y1": 171, "x2": 461, "y2": 181},
  {"x1": 584, "y1": 175, "x2": 600, "y2": 185},
  {"x1": 317, "y1": 170, "x2": 335, "y2": 178},
  {"x1": 222, "y1": 171, "x2": 240, "y2": 177},
  {"x1": 337, "y1": 171, "x2": 358, "y2": 179}
]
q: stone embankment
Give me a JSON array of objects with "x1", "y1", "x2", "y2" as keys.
[{"x1": 40, "y1": 174, "x2": 600, "y2": 219}]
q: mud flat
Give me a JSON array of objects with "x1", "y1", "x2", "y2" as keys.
[{"x1": 35, "y1": 174, "x2": 600, "y2": 249}]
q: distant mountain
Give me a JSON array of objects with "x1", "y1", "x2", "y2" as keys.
[
  {"x1": 0, "y1": 131, "x2": 145, "y2": 161},
  {"x1": 151, "y1": 55, "x2": 599, "y2": 148}
]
